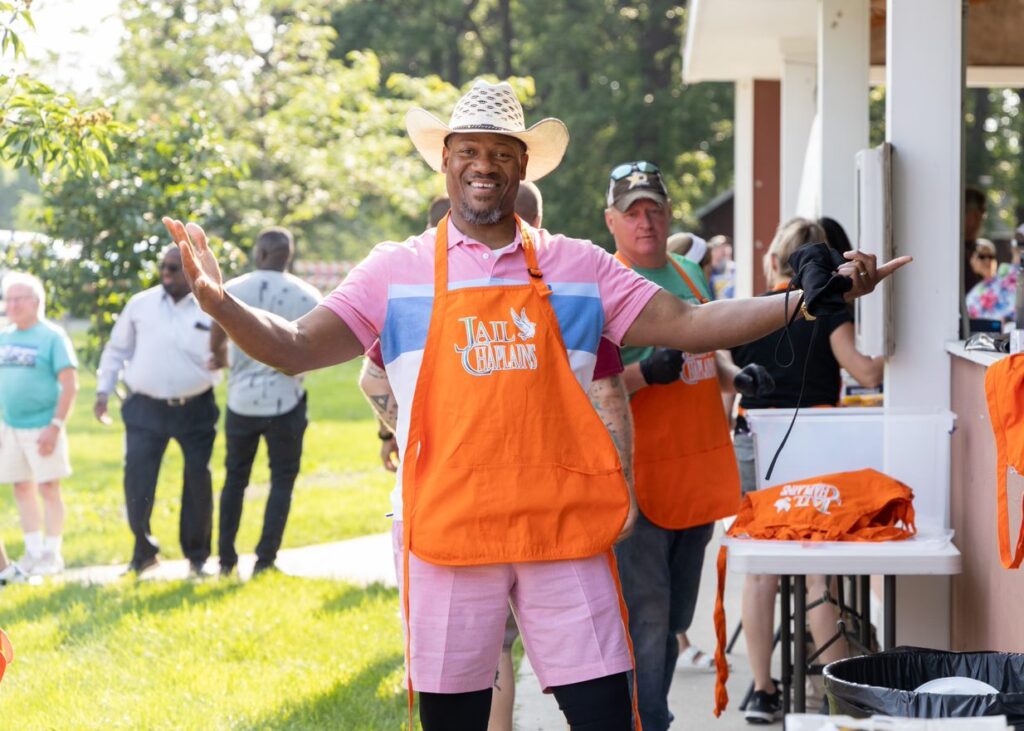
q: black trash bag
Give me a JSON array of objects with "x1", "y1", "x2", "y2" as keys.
[{"x1": 824, "y1": 647, "x2": 1024, "y2": 729}]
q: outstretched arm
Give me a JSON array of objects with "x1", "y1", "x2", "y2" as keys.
[
  {"x1": 623, "y1": 251, "x2": 911, "y2": 352},
  {"x1": 164, "y1": 218, "x2": 363, "y2": 375},
  {"x1": 623, "y1": 288, "x2": 800, "y2": 352}
]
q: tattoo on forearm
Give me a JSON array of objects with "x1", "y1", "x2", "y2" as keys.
[
  {"x1": 368, "y1": 393, "x2": 398, "y2": 432},
  {"x1": 588, "y1": 376, "x2": 634, "y2": 486},
  {"x1": 370, "y1": 394, "x2": 390, "y2": 417}
]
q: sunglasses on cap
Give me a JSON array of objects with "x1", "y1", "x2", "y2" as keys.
[{"x1": 609, "y1": 161, "x2": 661, "y2": 181}]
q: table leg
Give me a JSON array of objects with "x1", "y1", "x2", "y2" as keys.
[
  {"x1": 793, "y1": 575, "x2": 807, "y2": 713},
  {"x1": 884, "y1": 575, "x2": 896, "y2": 650},
  {"x1": 780, "y1": 575, "x2": 792, "y2": 715},
  {"x1": 859, "y1": 575, "x2": 871, "y2": 650}
]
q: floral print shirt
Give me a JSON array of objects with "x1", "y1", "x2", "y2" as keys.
[{"x1": 966, "y1": 264, "x2": 1019, "y2": 322}]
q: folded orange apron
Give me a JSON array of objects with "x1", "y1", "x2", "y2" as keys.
[
  {"x1": 712, "y1": 468, "x2": 917, "y2": 716},
  {"x1": 985, "y1": 353, "x2": 1024, "y2": 569}
]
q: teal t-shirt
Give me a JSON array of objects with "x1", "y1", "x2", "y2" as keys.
[
  {"x1": 620, "y1": 253, "x2": 712, "y2": 366},
  {"x1": 0, "y1": 320, "x2": 78, "y2": 428}
]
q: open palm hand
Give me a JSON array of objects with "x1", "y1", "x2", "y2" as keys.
[{"x1": 161, "y1": 217, "x2": 226, "y2": 310}]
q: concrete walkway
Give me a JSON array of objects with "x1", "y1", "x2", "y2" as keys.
[
  {"x1": 61, "y1": 526, "x2": 765, "y2": 730},
  {"x1": 61, "y1": 532, "x2": 396, "y2": 585}
]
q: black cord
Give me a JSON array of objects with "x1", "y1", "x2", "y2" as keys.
[
  {"x1": 764, "y1": 316, "x2": 820, "y2": 482},
  {"x1": 762, "y1": 263, "x2": 843, "y2": 483}
]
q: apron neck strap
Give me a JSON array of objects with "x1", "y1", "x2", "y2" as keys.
[{"x1": 434, "y1": 213, "x2": 550, "y2": 298}]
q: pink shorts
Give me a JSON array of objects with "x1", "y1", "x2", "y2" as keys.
[{"x1": 392, "y1": 522, "x2": 633, "y2": 694}]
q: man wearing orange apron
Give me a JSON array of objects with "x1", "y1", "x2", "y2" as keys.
[
  {"x1": 163, "y1": 80, "x2": 907, "y2": 730},
  {"x1": 357, "y1": 180, "x2": 635, "y2": 731},
  {"x1": 604, "y1": 162, "x2": 765, "y2": 731}
]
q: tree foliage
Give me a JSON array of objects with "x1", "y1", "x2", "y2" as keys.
[
  {"x1": 330, "y1": 0, "x2": 734, "y2": 245},
  {"x1": 23, "y1": 113, "x2": 242, "y2": 362},
  {"x1": 108, "y1": 0, "x2": 487, "y2": 260},
  {"x1": 0, "y1": 1, "x2": 118, "y2": 176}
]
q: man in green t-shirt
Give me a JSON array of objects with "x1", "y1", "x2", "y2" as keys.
[
  {"x1": 605, "y1": 162, "x2": 772, "y2": 731},
  {"x1": 0, "y1": 272, "x2": 78, "y2": 578}
]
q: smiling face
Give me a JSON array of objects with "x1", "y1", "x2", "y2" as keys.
[
  {"x1": 604, "y1": 198, "x2": 671, "y2": 269},
  {"x1": 442, "y1": 132, "x2": 527, "y2": 228}
]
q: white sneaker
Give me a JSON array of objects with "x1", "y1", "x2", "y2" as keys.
[
  {"x1": 19, "y1": 551, "x2": 64, "y2": 577},
  {"x1": 0, "y1": 562, "x2": 29, "y2": 585}
]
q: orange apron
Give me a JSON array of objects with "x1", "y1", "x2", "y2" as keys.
[
  {"x1": 711, "y1": 468, "x2": 917, "y2": 716},
  {"x1": 401, "y1": 214, "x2": 639, "y2": 723},
  {"x1": 985, "y1": 353, "x2": 1024, "y2": 569},
  {"x1": 615, "y1": 252, "x2": 741, "y2": 529}
]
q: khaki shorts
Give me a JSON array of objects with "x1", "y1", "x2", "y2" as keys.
[{"x1": 0, "y1": 422, "x2": 71, "y2": 484}]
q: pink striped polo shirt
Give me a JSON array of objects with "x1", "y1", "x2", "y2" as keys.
[{"x1": 321, "y1": 218, "x2": 660, "y2": 519}]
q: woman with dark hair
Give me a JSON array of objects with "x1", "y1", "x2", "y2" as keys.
[{"x1": 818, "y1": 216, "x2": 852, "y2": 255}]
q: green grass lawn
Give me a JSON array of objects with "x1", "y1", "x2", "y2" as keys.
[
  {"x1": 0, "y1": 574, "x2": 411, "y2": 729},
  {"x1": 0, "y1": 349, "x2": 419, "y2": 727},
  {"x1": 0, "y1": 357, "x2": 396, "y2": 567}
]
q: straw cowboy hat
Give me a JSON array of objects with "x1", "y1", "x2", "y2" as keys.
[{"x1": 406, "y1": 80, "x2": 570, "y2": 182}]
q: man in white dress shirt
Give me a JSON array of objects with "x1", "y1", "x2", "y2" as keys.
[{"x1": 94, "y1": 246, "x2": 221, "y2": 576}]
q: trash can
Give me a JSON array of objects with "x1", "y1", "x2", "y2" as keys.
[{"x1": 824, "y1": 648, "x2": 1024, "y2": 729}]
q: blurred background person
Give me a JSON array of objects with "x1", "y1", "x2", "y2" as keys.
[
  {"x1": 730, "y1": 217, "x2": 883, "y2": 724},
  {"x1": 708, "y1": 234, "x2": 736, "y2": 300},
  {"x1": 818, "y1": 216, "x2": 853, "y2": 255},
  {"x1": 211, "y1": 227, "x2": 322, "y2": 577},
  {"x1": 964, "y1": 185, "x2": 988, "y2": 293},
  {"x1": 0, "y1": 272, "x2": 78, "y2": 577},
  {"x1": 666, "y1": 232, "x2": 714, "y2": 294},
  {"x1": 965, "y1": 238, "x2": 1016, "y2": 325}
]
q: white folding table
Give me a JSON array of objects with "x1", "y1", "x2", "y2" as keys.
[{"x1": 723, "y1": 531, "x2": 962, "y2": 714}]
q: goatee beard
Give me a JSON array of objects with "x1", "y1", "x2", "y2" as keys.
[{"x1": 458, "y1": 199, "x2": 504, "y2": 225}]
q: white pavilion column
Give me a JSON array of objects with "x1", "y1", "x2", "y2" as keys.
[
  {"x1": 884, "y1": 0, "x2": 964, "y2": 650},
  {"x1": 780, "y1": 40, "x2": 817, "y2": 221},
  {"x1": 817, "y1": 0, "x2": 870, "y2": 234},
  {"x1": 734, "y1": 79, "x2": 755, "y2": 299}
]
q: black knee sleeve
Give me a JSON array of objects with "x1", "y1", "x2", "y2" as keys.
[
  {"x1": 418, "y1": 688, "x2": 492, "y2": 731},
  {"x1": 550, "y1": 672, "x2": 633, "y2": 731}
]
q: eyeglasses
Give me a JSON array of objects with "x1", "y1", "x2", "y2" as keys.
[
  {"x1": 609, "y1": 161, "x2": 660, "y2": 181},
  {"x1": 160, "y1": 263, "x2": 181, "y2": 273}
]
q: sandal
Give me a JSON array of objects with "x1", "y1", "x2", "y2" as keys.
[{"x1": 676, "y1": 645, "x2": 717, "y2": 672}]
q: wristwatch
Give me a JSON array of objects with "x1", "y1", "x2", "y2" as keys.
[
  {"x1": 377, "y1": 428, "x2": 393, "y2": 441},
  {"x1": 50, "y1": 417, "x2": 65, "y2": 428}
]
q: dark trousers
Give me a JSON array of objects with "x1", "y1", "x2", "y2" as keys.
[
  {"x1": 614, "y1": 514, "x2": 715, "y2": 731},
  {"x1": 121, "y1": 390, "x2": 219, "y2": 566},
  {"x1": 218, "y1": 394, "x2": 307, "y2": 569}
]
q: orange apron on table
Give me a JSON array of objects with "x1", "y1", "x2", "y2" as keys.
[
  {"x1": 985, "y1": 353, "x2": 1024, "y2": 569},
  {"x1": 401, "y1": 214, "x2": 640, "y2": 724},
  {"x1": 711, "y1": 468, "x2": 917, "y2": 716},
  {"x1": 615, "y1": 252, "x2": 741, "y2": 530}
]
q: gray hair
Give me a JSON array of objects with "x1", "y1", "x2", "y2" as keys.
[{"x1": 2, "y1": 271, "x2": 46, "y2": 318}]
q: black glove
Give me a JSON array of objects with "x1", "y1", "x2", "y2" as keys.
[
  {"x1": 733, "y1": 363, "x2": 775, "y2": 399},
  {"x1": 639, "y1": 348, "x2": 684, "y2": 385},
  {"x1": 787, "y1": 242, "x2": 852, "y2": 317}
]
